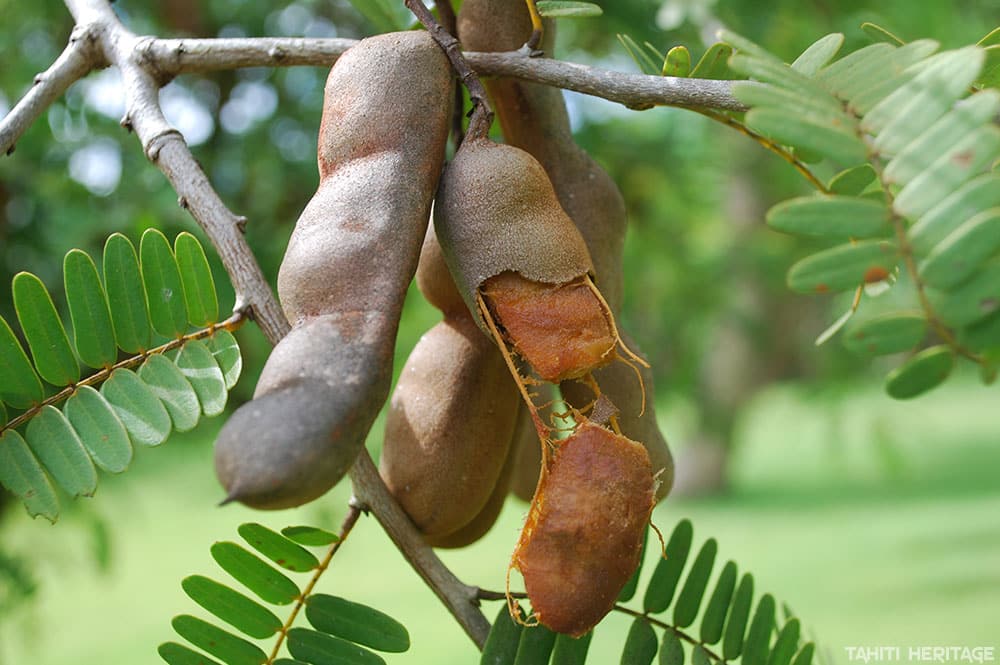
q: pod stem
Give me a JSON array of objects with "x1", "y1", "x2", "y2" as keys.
[{"x1": 404, "y1": 0, "x2": 495, "y2": 141}]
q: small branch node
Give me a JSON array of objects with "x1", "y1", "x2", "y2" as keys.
[
  {"x1": 119, "y1": 114, "x2": 134, "y2": 132},
  {"x1": 268, "y1": 45, "x2": 287, "y2": 61},
  {"x1": 177, "y1": 196, "x2": 188, "y2": 209},
  {"x1": 234, "y1": 215, "x2": 248, "y2": 233}
]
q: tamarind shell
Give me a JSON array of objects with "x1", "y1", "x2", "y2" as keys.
[
  {"x1": 214, "y1": 31, "x2": 452, "y2": 509},
  {"x1": 416, "y1": 222, "x2": 466, "y2": 317},
  {"x1": 380, "y1": 313, "x2": 520, "y2": 537},
  {"x1": 514, "y1": 420, "x2": 654, "y2": 636},
  {"x1": 433, "y1": 138, "x2": 595, "y2": 332},
  {"x1": 424, "y1": 429, "x2": 518, "y2": 549}
]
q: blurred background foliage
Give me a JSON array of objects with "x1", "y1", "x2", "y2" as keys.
[{"x1": 1, "y1": 1, "x2": 999, "y2": 664}]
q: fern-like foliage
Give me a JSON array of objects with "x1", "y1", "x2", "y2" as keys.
[
  {"x1": 719, "y1": 26, "x2": 1000, "y2": 399},
  {"x1": 481, "y1": 519, "x2": 816, "y2": 665},
  {"x1": 159, "y1": 522, "x2": 410, "y2": 665},
  {"x1": 0, "y1": 229, "x2": 243, "y2": 522}
]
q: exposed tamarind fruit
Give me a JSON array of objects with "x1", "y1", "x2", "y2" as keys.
[
  {"x1": 511, "y1": 420, "x2": 655, "y2": 637},
  {"x1": 214, "y1": 31, "x2": 452, "y2": 509},
  {"x1": 458, "y1": 0, "x2": 674, "y2": 498},
  {"x1": 434, "y1": 138, "x2": 622, "y2": 382},
  {"x1": 379, "y1": 312, "x2": 519, "y2": 537}
]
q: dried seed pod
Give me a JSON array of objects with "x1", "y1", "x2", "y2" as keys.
[
  {"x1": 459, "y1": 0, "x2": 673, "y2": 497},
  {"x1": 434, "y1": 138, "x2": 619, "y2": 382},
  {"x1": 512, "y1": 420, "x2": 655, "y2": 636},
  {"x1": 214, "y1": 31, "x2": 452, "y2": 509},
  {"x1": 380, "y1": 312, "x2": 519, "y2": 537}
]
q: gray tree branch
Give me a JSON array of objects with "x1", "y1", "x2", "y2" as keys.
[{"x1": 44, "y1": 0, "x2": 495, "y2": 649}]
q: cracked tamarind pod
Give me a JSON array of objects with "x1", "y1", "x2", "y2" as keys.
[
  {"x1": 458, "y1": 0, "x2": 674, "y2": 497},
  {"x1": 380, "y1": 229, "x2": 520, "y2": 538},
  {"x1": 512, "y1": 419, "x2": 655, "y2": 636},
  {"x1": 434, "y1": 137, "x2": 621, "y2": 383},
  {"x1": 213, "y1": 31, "x2": 452, "y2": 509}
]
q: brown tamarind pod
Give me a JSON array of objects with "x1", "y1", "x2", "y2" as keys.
[
  {"x1": 423, "y1": 429, "x2": 518, "y2": 549},
  {"x1": 458, "y1": 0, "x2": 674, "y2": 497},
  {"x1": 380, "y1": 312, "x2": 519, "y2": 537},
  {"x1": 380, "y1": 226, "x2": 519, "y2": 539},
  {"x1": 213, "y1": 31, "x2": 452, "y2": 509},
  {"x1": 512, "y1": 420, "x2": 655, "y2": 636},
  {"x1": 434, "y1": 138, "x2": 619, "y2": 382}
]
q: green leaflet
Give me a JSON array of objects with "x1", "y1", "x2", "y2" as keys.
[
  {"x1": 551, "y1": 631, "x2": 592, "y2": 665},
  {"x1": 766, "y1": 195, "x2": 888, "y2": 239},
  {"x1": 305, "y1": 594, "x2": 410, "y2": 653},
  {"x1": 0, "y1": 429, "x2": 59, "y2": 521},
  {"x1": 210, "y1": 541, "x2": 301, "y2": 605},
  {"x1": 25, "y1": 405, "x2": 97, "y2": 497},
  {"x1": 926, "y1": 261, "x2": 1000, "y2": 327},
  {"x1": 514, "y1": 625, "x2": 557, "y2": 665},
  {"x1": 536, "y1": 1, "x2": 603, "y2": 18},
  {"x1": 141, "y1": 228, "x2": 189, "y2": 339},
  {"x1": 64, "y1": 385, "x2": 133, "y2": 473},
  {"x1": 908, "y1": 173, "x2": 1000, "y2": 257},
  {"x1": 885, "y1": 346, "x2": 954, "y2": 399},
  {"x1": 204, "y1": 330, "x2": 243, "y2": 390},
  {"x1": 787, "y1": 240, "x2": 897, "y2": 294},
  {"x1": 171, "y1": 614, "x2": 266, "y2": 665},
  {"x1": 768, "y1": 619, "x2": 802, "y2": 665},
  {"x1": 743, "y1": 594, "x2": 776, "y2": 665},
  {"x1": 663, "y1": 46, "x2": 691, "y2": 77},
  {"x1": 729, "y1": 54, "x2": 842, "y2": 109},
  {"x1": 101, "y1": 368, "x2": 172, "y2": 447},
  {"x1": 621, "y1": 618, "x2": 658, "y2": 665},
  {"x1": 173, "y1": 340, "x2": 228, "y2": 417},
  {"x1": 138, "y1": 354, "x2": 201, "y2": 433},
  {"x1": 828, "y1": 165, "x2": 877, "y2": 195},
  {"x1": 238, "y1": 522, "x2": 319, "y2": 573},
  {"x1": 959, "y1": 308, "x2": 1000, "y2": 352},
  {"x1": 175, "y1": 232, "x2": 219, "y2": 328},
  {"x1": 918, "y1": 208, "x2": 1000, "y2": 289},
  {"x1": 722, "y1": 573, "x2": 754, "y2": 660},
  {"x1": 158, "y1": 641, "x2": 223, "y2": 665},
  {"x1": 843, "y1": 312, "x2": 927, "y2": 356},
  {"x1": 815, "y1": 43, "x2": 896, "y2": 100},
  {"x1": 733, "y1": 82, "x2": 850, "y2": 125},
  {"x1": 744, "y1": 107, "x2": 866, "y2": 166},
  {"x1": 482, "y1": 604, "x2": 524, "y2": 665},
  {"x1": 690, "y1": 43, "x2": 734, "y2": 80},
  {"x1": 674, "y1": 538, "x2": 717, "y2": 628},
  {"x1": 644, "y1": 518, "x2": 693, "y2": 613},
  {"x1": 619, "y1": 34, "x2": 662, "y2": 76},
  {"x1": 103, "y1": 233, "x2": 152, "y2": 353},
  {"x1": 791, "y1": 33, "x2": 844, "y2": 76},
  {"x1": 0, "y1": 313, "x2": 44, "y2": 409},
  {"x1": 281, "y1": 525, "x2": 339, "y2": 547},
  {"x1": 700, "y1": 560, "x2": 737, "y2": 645},
  {"x1": 286, "y1": 627, "x2": 385, "y2": 665},
  {"x1": 13, "y1": 271, "x2": 79, "y2": 387},
  {"x1": 660, "y1": 628, "x2": 685, "y2": 665},
  {"x1": 861, "y1": 22, "x2": 905, "y2": 46},
  {"x1": 883, "y1": 90, "x2": 1000, "y2": 185},
  {"x1": 64, "y1": 249, "x2": 117, "y2": 369},
  {"x1": 692, "y1": 646, "x2": 711, "y2": 665},
  {"x1": 792, "y1": 643, "x2": 816, "y2": 665},
  {"x1": 181, "y1": 575, "x2": 282, "y2": 639}
]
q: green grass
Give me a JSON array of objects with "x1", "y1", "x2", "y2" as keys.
[{"x1": 2, "y1": 377, "x2": 999, "y2": 664}]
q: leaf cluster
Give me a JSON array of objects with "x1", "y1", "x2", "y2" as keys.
[{"x1": 0, "y1": 230, "x2": 241, "y2": 521}]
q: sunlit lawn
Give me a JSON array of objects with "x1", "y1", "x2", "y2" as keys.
[{"x1": 2, "y1": 376, "x2": 999, "y2": 664}]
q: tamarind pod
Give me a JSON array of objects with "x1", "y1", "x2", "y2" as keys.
[
  {"x1": 214, "y1": 31, "x2": 452, "y2": 510},
  {"x1": 415, "y1": 222, "x2": 466, "y2": 317},
  {"x1": 424, "y1": 427, "x2": 518, "y2": 549},
  {"x1": 380, "y1": 313, "x2": 520, "y2": 537},
  {"x1": 513, "y1": 420, "x2": 655, "y2": 637},
  {"x1": 434, "y1": 138, "x2": 619, "y2": 381},
  {"x1": 459, "y1": 0, "x2": 672, "y2": 497}
]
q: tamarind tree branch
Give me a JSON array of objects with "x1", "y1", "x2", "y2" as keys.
[
  {"x1": 2, "y1": 0, "x2": 495, "y2": 649},
  {"x1": 140, "y1": 37, "x2": 746, "y2": 112},
  {"x1": 0, "y1": 23, "x2": 101, "y2": 156}
]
